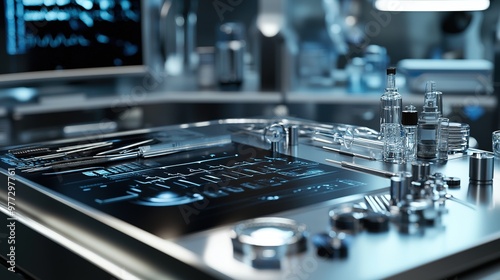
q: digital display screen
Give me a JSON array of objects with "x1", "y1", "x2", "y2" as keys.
[
  {"x1": 0, "y1": 0, "x2": 143, "y2": 77},
  {"x1": 0, "y1": 129, "x2": 389, "y2": 239}
]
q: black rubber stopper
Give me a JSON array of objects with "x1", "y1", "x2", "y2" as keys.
[
  {"x1": 362, "y1": 212, "x2": 390, "y2": 233},
  {"x1": 402, "y1": 110, "x2": 418, "y2": 126},
  {"x1": 333, "y1": 212, "x2": 363, "y2": 233},
  {"x1": 445, "y1": 177, "x2": 461, "y2": 188},
  {"x1": 387, "y1": 67, "x2": 396, "y2": 75}
]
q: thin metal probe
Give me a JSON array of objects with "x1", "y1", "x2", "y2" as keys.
[
  {"x1": 311, "y1": 136, "x2": 335, "y2": 145},
  {"x1": 25, "y1": 136, "x2": 233, "y2": 174},
  {"x1": 27, "y1": 142, "x2": 113, "y2": 161},
  {"x1": 325, "y1": 159, "x2": 397, "y2": 178},
  {"x1": 23, "y1": 154, "x2": 137, "y2": 173},
  {"x1": 42, "y1": 166, "x2": 106, "y2": 176},
  {"x1": 96, "y1": 139, "x2": 155, "y2": 155},
  {"x1": 444, "y1": 194, "x2": 476, "y2": 210},
  {"x1": 55, "y1": 141, "x2": 113, "y2": 152},
  {"x1": 322, "y1": 146, "x2": 376, "y2": 160}
]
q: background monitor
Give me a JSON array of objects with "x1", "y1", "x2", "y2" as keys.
[{"x1": 0, "y1": 0, "x2": 162, "y2": 88}]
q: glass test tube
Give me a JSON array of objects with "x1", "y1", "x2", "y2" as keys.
[
  {"x1": 437, "y1": 117, "x2": 449, "y2": 161},
  {"x1": 402, "y1": 105, "x2": 418, "y2": 162}
]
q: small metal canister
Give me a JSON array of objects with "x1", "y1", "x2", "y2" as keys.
[{"x1": 469, "y1": 152, "x2": 494, "y2": 184}]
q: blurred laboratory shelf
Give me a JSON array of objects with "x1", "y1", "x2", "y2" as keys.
[
  {"x1": 7, "y1": 72, "x2": 282, "y2": 117},
  {"x1": 1, "y1": 72, "x2": 497, "y2": 149},
  {"x1": 11, "y1": 90, "x2": 282, "y2": 116},
  {"x1": 10, "y1": 88, "x2": 496, "y2": 117},
  {"x1": 2, "y1": 68, "x2": 496, "y2": 117}
]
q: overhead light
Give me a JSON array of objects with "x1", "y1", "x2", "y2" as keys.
[{"x1": 374, "y1": 0, "x2": 490, "y2": 12}]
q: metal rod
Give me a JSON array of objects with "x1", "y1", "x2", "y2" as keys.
[
  {"x1": 322, "y1": 146, "x2": 376, "y2": 160},
  {"x1": 325, "y1": 158, "x2": 396, "y2": 178},
  {"x1": 96, "y1": 139, "x2": 155, "y2": 155}
]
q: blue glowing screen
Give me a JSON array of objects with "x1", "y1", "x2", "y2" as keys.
[{"x1": 0, "y1": 0, "x2": 143, "y2": 75}]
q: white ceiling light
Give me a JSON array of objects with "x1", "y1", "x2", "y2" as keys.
[{"x1": 374, "y1": 0, "x2": 490, "y2": 12}]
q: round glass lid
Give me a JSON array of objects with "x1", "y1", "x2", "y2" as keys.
[{"x1": 231, "y1": 217, "x2": 307, "y2": 255}]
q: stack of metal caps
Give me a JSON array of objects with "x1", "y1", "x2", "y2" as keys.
[{"x1": 448, "y1": 122, "x2": 470, "y2": 152}]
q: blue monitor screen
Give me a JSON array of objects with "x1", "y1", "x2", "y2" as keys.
[{"x1": 0, "y1": 0, "x2": 146, "y2": 85}]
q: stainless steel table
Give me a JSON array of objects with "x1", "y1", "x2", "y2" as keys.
[{"x1": 0, "y1": 118, "x2": 499, "y2": 279}]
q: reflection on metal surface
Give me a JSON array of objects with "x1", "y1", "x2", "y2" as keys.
[
  {"x1": 133, "y1": 192, "x2": 204, "y2": 207},
  {"x1": 467, "y1": 184, "x2": 493, "y2": 207}
]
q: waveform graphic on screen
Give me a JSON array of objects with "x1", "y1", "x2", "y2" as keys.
[
  {"x1": 26, "y1": 33, "x2": 90, "y2": 49},
  {"x1": 5, "y1": 0, "x2": 140, "y2": 55}
]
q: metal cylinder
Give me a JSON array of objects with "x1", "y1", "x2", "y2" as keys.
[
  {"x1": 390, "y1": 175, "x2": 403, "y2": 206},
  {"x1": 391, "y1": 172, "x2": 413, "y2": 205},
  {"x1": 288, "y1": 125, "x2": 299, "y2": 146},
  {"x1": 469, "y1": 152, "x2": 494, "y2": 184},
  {"x1": 265, "y1": 123, "x2": 286, "y2": 157},
  {"x1": 402, "y1": 171, "x2": 413, "y2": 200},
  {"x1": 412, "y1": 162, "x2": 430, "y2": 182}
]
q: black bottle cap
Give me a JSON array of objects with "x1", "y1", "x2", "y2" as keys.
[
  {"x1": 445, "y1": 177, "x2": 461, "y2": 188},
  {"x1": 333, "y1": 212, "x2": 362, "y2": 232},
  {"x1": 362, "y1": 212, "x2": 390, "y2": 233},
  {"x1": 402, "y1": 110, "x2": 418, "y2": 125},
  {"x1": 387, "y1": 67, "x2": 396, "y2": 75}
]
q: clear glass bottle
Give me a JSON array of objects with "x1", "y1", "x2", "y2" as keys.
[
  {"x1": 380, "y1": 67, "x2": 404, "y2": 163},
  {"x1": 402, "y1": 105, "x2": 418, "y2": 162},
  {"x1": 417, "y1": 81, "x2": 440, "y2": 160},
  {"x1": 437, "y1": 117, "x2": 449, "y2": 161}
]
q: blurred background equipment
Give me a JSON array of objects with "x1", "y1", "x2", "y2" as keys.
[{"x1": 0, "y1": 0, "x2": 498, "y2": 150}]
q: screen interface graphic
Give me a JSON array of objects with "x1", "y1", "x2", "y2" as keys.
[
  {"x1": 0, "y1": 129, "x2": 388, "y2": 239},
  {"x1": 1, "y1": 0, "x2": 143, "y2": 74}
]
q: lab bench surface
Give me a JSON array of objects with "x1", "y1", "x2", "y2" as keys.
[{"x1": 0, "y1": 118, "x2": 499, "y2": 279}]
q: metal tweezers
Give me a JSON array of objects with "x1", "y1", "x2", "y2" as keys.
[
  {"x1": 22, "y1": 135, "x2": 232, "y2": 174},
  {"x1": 20, "y1": 141, "x2": 113, "y2": 161}
]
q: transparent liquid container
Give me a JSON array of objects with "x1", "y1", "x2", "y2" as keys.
[
  {"x1": 417, "y1": 81, "x2": 441, "y2": 160},
  {"x1": 402, "y1": 105, "x2": 418, "y2": 162},
  {"x1": 380, "y1": 67, "x2": 404, "y2": 163}
]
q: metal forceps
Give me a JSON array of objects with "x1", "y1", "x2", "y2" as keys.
[{"x1": 23, "y1": 141, "x2": 113, "y2": 161}]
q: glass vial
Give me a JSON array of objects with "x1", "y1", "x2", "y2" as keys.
[
  {"x1": 380, "y1": 67, "x2": 404, "y2": 163},
  {"x1": 437, "y1": 117, "x2": 449, "y2": 161},
  {"x1": 417, "y1": 81, "x2": 440, "y2": 160},
  {"x1": 402, "y1": 105, "x2": 418, "y2": 162}
]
